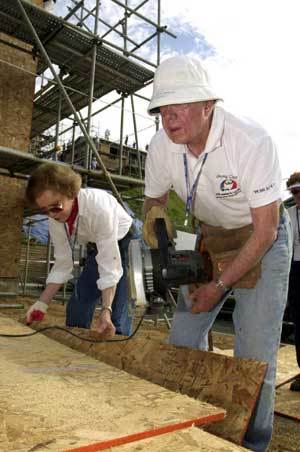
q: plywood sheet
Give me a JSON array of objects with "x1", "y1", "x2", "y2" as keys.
[
  {"x1": 0, "y1": 316, "x2": 225, "y2": 452},
  {"x1": 108, "y1": 427, "x2": 247, "y2": 452},
  {"x1": 275, "y1": 384, "x2": 300, "y2": 421},
  {"x1": 275, "y1": 345, "x2": 300, "y2": 421},
  {"x1": 215, "y1": 336, "x2": 300, "y2": 422},
  {"x1": 37, "y1": 324, "x2": 267, "y2": 445},
  {"x1": 276, "y1": 344, "x2": 299, "y2": 385}
]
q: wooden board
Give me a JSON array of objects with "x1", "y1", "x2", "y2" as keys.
[
  {"x1": 276, "y1": 344, "x2": 299, "y2": 385},
  {"x1": 64, "y1": 427, "x2": 248, "y2": 452},
  {"x1": 275, "y1": 384, "x2": 300, "y2": 422},
  {"x1": 275, "y1": 344, "x2": 300, "y2": 421},
  {"x1": 35, "y1": 323, "x2": 267, "y2": 445},
  {"x1": 0, "y1": 315, "x2": 225, "y2": 452},
  {"x1": 107, "y1": 427, "x2": 247, "y2": 452}
]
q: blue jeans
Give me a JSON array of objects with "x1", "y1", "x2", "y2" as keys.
[
  {"x1": 169, "y1": 211, "x2": 292, "y2": 452},
  {"x1": 66, "y1": 232, "x2": 133, "y2": 336}
]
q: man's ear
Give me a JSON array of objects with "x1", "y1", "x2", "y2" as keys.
[
  {"x1": 204, "y1": 100, "x2": 215, "y2": 117},
  {"x1": 205, "y1": 100, "x2": 215, "y2": 112}
]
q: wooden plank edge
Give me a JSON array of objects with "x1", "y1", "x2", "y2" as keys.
[
  {"x1": 274, "y1": 410, "x2": 300, "y2": 422},
  {"x1": 63, "y1": 412, "x2": 226, "y2": 452},
  {"x1": 235, "y1": 361, "x2": 268, "y2": 445},
  {"x1": 275, "y1": 372, "x2": 300, "y2": 390}
]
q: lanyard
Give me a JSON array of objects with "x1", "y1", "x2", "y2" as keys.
[
  {"x1": 64, "y1": 217, "x2": 79, "y2": 263},
  {"x1": 183, "y1": 152, "x2": 207, "y2": 226}
]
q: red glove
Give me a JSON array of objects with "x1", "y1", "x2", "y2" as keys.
[{"x1": 26, "y1": 301, "x2": 49, "y2": 325}]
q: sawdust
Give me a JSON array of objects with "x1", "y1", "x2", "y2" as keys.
[{"x1": 1, "y1": 296, "x2": 300, "y2": 451}]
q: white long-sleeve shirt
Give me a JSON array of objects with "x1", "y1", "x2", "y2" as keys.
[{"x1": 46, "y1": 188, "x2": 132, "y2": 290}]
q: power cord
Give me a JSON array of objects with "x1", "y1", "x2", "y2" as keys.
[{"x1": 0, "y1": 314, "x2": 145, "y2": 343}]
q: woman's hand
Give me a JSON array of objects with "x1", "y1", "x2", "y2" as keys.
[{"x1": 95, "y1": 308, "x2": 116, "y2": 337}]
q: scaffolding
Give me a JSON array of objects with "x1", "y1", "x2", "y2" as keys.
[
  {"x1": 0, "y1": 0, "x2": 175, "y2": 193},
  {"x1": 0, "y1": 0, "x2": 174, "y2": 296}
]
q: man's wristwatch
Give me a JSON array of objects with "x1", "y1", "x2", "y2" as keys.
[
  {"x1": 215, "y1": 279, "x2": 229, "y2": 293},
  {"x1": 100, "y1": 306, "x2": 112, "y2": 314}
]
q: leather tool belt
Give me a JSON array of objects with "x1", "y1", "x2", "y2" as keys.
[{"x1": 200, "y1": 223, "x2": 261, "y2": 289}]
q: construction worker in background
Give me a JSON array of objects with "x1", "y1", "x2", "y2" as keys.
[
  {"x1": 286, "y1": 173, "x2": 300, "y2": 391},
  {"x1": 143, "y1": 55, "x2": 292, "y2": 452},
  {"x1": 25, "y1": 163, "x2": 133, "y2": 336},
  {"x1": 54, "y1": 144, "x2": 61, "y2": 161},
  {"x1": 42, "y1": 0, "x2": 56, "y2": 13},
  {"x1": 91, "y1": 157, "x2": 98, "y2": 170}
]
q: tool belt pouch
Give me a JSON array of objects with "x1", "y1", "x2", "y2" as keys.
[{"x1": 200, "y1": 223, "x2": 261, "y2": 289}]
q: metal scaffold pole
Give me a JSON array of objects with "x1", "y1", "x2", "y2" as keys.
[
  {"x1": 84, "y1": 0, "x2": 100, "y2": 173},
  {"x1": 131, "y1": 94, "x2": 142, "y2": 179},
  {"x1": 155, "y1": 0, "x2": 161, "y2": 133},
  {"x1": 119, "y1": 95, "x2": 125, "y2": 175}
]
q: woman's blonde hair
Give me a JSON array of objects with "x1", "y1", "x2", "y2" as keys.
[
  {"x1": 26, "y1": 163, "x2": 82, "y2": 206},
  {"x1": 286, "y1": 172, "x2": 300, "y2": 189}
]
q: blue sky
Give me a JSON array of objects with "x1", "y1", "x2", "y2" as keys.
[{"x1": 48, "y1": 0, "x2": 300, "y2": 192}]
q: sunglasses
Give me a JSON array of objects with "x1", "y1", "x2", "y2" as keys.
[
  {"x1": 160, "y1": 103, "x2": 190, "y2": 116},
  {"x1": 39, "y1": 202, "x2": 63, "y2": 215},
  {"x1": 291, "y1": 189, "x2": 300, "y2": 195}
]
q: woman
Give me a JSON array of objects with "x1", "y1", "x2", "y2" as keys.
[
  {"x1": 25, "y1": 163, "x2": 133, "y2": 336},
  {"x1": 286, "y1": 172, "x2": 300, "y2": 391}
]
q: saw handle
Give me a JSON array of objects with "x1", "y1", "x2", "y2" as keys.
[{"x1": 154, "y1": 218, "x2": 171, "y2": 268}]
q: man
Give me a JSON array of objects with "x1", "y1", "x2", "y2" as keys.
[
  {"x1": 286, "y1": 173, "x2": 300, "y2": 391},
  {"x1": 143, "y1": 55, "x2": 292, "y2": 451},
  {"x1": 25, "y1": 163, "x2": 133, "y2": 336},
  {"x1": 42, "y1": 0, "x2": 56, "y2": 13}
]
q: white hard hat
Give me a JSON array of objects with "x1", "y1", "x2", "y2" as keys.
[{"x1": 148, "y1": 55, "x2": 222, "y2": 115}]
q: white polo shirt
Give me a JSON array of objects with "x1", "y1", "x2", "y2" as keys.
[
  {"x1": 46, "y1": 188, "x2": 132, "y2": 290},
  {"x1": 145, "y1": 106, "x2": 282, "y2": 229}
]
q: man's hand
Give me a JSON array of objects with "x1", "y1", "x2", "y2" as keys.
[
  {"x1": 26, "y1": 300, "x2": 49, "y2": 325},
  {"x1": 95, "y1": 309, "x2": 116, "y2": 337},
  {"x1": 143, "y1": 205, "x2": 173, "y2": 248},
  {"x1": 189, "y1": 281, "x2": 224, "y2": 313}
]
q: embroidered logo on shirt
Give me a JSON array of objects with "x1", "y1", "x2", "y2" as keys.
[
  {"x1": 220, "y1": 178, "x2": 238, "y2": 191},
  {"x1": 216, "y1": 175, "x2": 241, "y2": 199}
]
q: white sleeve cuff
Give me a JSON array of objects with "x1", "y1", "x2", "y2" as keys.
[{"x1": 97, "y1": 270, "x2": 123, "y2": 291}]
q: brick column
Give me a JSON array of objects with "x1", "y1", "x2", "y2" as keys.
[{"x1": 0, "y1": 0, "x2": 45, "y2": 295}]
